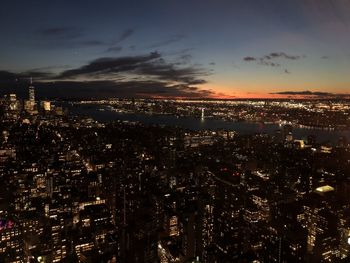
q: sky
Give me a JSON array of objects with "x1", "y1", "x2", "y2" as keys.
[{"x1": 0, "y1": 0, "x2": 350, "y2": 99}]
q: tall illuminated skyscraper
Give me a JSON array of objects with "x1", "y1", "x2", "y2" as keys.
[{"x1": 29, "y1": 77, "x2": 35, "y2": 102}]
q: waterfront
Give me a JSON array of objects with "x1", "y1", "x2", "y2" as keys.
[{"x1": 69, "y1": 104, "x2": 350, "y2": 144}]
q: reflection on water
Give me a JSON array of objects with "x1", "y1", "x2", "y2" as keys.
[{"x1": 69, "y1": 104, "x2": 350, "y2": 144}]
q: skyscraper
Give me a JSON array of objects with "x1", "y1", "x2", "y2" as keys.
[{"x1": 29, "y1": 78, "x2": 35, "y2": 102}]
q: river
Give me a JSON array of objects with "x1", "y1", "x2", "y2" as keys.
[{"x1": 68, "y1": 104, "x2": 350, "y2": 144}]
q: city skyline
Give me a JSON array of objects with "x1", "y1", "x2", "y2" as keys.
[
  {"x1": 1, "y1": 0, "x2": 350, "y2": 99},
  {"x1": 1, "y1": 89, "x2": 350, "y2": 262},
  {"x1": 1, "y1": 2, "x2": 350, "y2": 261}
]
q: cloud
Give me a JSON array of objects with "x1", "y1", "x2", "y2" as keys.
[
  {"x1": 28, "y1": 65, "x2": 72, "y2": 73},
  {"x1": 0, "y1": 70, "x2": 54, "y2": 83},
  {"x1": 37, "y1": 27, "x2": 134, "y2": 50},
  {"x1": 39, "y1": 27, "x2": 83, "y2": 40},
  {"x1": 0, "y1": 52, "x2": 220, "y2": 99},
  {"x1": 243, "y1": 56, "x2": 256, "y2": 61},
  {"x1": 270, "y1": 90, "x2": 350, "y2": 98},
  {"x1": 33, "y1": 40, "x2": 109, "y2": 50},
  {"x1": 106, "y1": 46, "x2": 123, "y2": 53},
  {"x1": 57, "y1": 52, "x2": 209, "y2": 86},
  {"x1": 147, "y1": 35, "x2": 186, "y2": 48},
  {"x1": 73, "y1": 28, "x2": 134, "y2": 49},
  {"x1": 19, "y1": 71, "x2": 56, "y2": 79},
  {"x1": 114, "y1": 28, "x2": 135, "y2": 44},
  {"x1": 244, "y1": 52, "x2": 304, "y2": 65},
  {"x1": 321, "y1": 56, "x2": 329, "y2": 59},
  {"x1": 258, "y1": 60, "x2": 280, "y2": 67},
  {"x1": 58, "y1": 52, "x2": 162, "y2": 78},
  {"x1": 36, "y1": 26, "x2": 107, "y2": 49},
  {"x1": 135, "y1": 62, "x2": 208, "y2": 84},
  {"x1": 0, "y1": 78, "x2": 215, "y2": 99},
  {"x1": 268, "y1": 52, "x2": 302, "y2": 60},
  {"x1": 177, "y1": 54, "x2": 192, "y2": 64},
  {"x1": 271, "y1": 90, "x2": 331, "y2": 96},
  {"x1": 244, "y1": 52, "x2": 305, "y2": 73}
]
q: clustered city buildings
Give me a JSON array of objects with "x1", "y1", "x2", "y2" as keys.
[
  {"x1": 0, "y1": 83, "x2": 350, "y2": 262},
  {"x1": 78, "y1": 98, "x2": 350, "y2": 130}
]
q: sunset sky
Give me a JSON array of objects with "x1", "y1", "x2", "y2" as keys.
[{"x1": 0, "y1": 0, "x2": 350, "y2": 99}]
